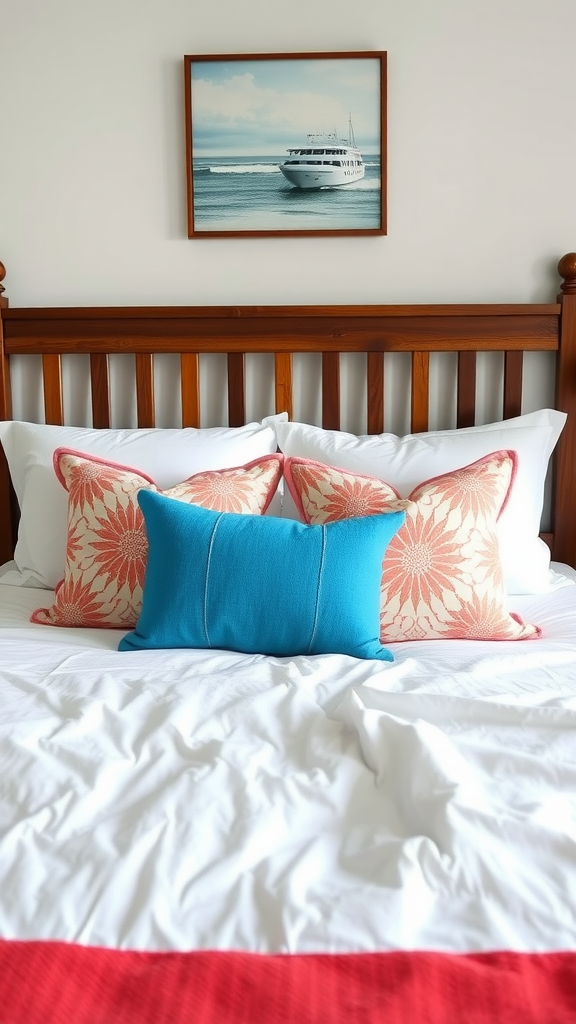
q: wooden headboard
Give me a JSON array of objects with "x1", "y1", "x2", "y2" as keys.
[{"x1": 1, "y1": 254, "x2": 576, "y2": 568}]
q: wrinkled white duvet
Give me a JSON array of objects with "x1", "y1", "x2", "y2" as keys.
[{"x1": 1, "y1": 575, "x2": 576, "y2": 954}]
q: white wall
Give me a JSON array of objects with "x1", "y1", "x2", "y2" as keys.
[{"x1": 1, "y1": 0, "x2": 575, "y2": 307}]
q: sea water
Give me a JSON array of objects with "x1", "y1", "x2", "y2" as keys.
[{"x1": 191, "y1": 155, "x2": 382, "y2": 233}]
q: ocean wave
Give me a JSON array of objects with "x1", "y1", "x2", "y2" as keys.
[
  {"x1": 208, "y1": 164, "x2": 281, "y2": 175},
  {"x1": 339, "y1": 177, "x2": 381, "y2": 191}
]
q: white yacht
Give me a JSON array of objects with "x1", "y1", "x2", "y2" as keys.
[{"x1": 279, "y1": 117, "x2": 365, "y2": 190}]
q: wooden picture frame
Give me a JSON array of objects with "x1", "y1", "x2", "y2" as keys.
[{"x1": 184, "y1": 51, "x2": 387, "y2": 239}]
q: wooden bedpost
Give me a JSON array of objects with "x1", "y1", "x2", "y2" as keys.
[
  {"x1": 0, "y1": 260, "x2": 10, "y2": 420},
  {"x1": 0, "y1": 260, "x2": 17, "y2": 565},
  {"x1": 553, "y1": 253, "x2": 576, "y2": 567}
]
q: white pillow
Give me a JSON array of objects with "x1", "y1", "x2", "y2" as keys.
[
  {"x1": 275, "y1": 410, "x2": 566, "y2": 595},
  {"x1": 0, "y1": 416, "x2": 286, "y2": 589}
]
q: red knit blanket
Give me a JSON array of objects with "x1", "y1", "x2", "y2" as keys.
[{"x1": 1, "y1": 941, "x2": 575, "y2": 1024}]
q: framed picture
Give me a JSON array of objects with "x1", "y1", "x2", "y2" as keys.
[{"x1": 184, "y1": 51, "x2": 387, "y2": 239}]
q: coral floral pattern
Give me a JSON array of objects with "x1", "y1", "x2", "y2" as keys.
[
  {"x1": 284, "y1": 453, "x2": 539, "y2": 643},
  {"x1": 33, "y1": 449, "x2": 283, "y2": 629}
]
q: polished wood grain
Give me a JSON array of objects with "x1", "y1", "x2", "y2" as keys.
[
  {"x1": 0, "y1": 263, "x2": 10, "y2": 423},
  {"x1": 411, "y1": 352, "x2": 429, "y2": 433},
  {"x1": 0, "y1": 261, "x2": 14, "y2": 565},
  {"x1": 274, "y1": 353, "x2": 293, "y2": 420},
  {"x1": 322, "y1": 352, "x2": 340, "y2": 429},
  {"x1": 227, "y1": 353, "x2": 245, "y2": 427},
  {"x1": 367, "y1": 351, "x2": 384, "y2": 434},
  {"x1": 90, "y1": 354, "x2": 111, "y2": 428},
  {"x1": 1, "y1": 309, "x2": 560, "y2": 355},
  {"x1": 181, "y1": 352, "x2": 200, "y2": 428},
  {"x1": 456, "y1": 350, "x2": 476, "y2": 428},
  {"x1": 503, "y1": 351, "x2": 523, "y2": 419},
  {"x1": 135, "y1": 353, "x2": 155, "y2": 428},
  {"x1": 558, "y1": 252, "x2": 576, "y2": 296},
  {"x1": 42, "y1": 354, "x2": 64, "y2": 425},
  {"x1": 553, "y1": 262, "x2": 576, "y2": 568}
]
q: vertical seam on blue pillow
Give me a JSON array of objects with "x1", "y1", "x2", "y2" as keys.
[
  {"x1": 204, "y1": 513, "x2": 223, "y2": 649},
  {"x1": 308, "y1": 524, "x2": 326, "y2": 653}
]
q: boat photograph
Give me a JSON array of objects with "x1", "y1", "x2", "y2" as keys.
[
  {"x1": 185, "y1": 51, "x2": 386, "y2": 237},
  {"x1": 279, "y1": 117, "x2": 365, "y2": 190}
]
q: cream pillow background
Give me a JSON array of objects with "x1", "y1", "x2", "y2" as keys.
[
  {"x1": 273, "y1": 410, "x2": 566, "y2": 595},
  {"x1": 0, "y1": 415, "x2": 287, "y2": 589}
]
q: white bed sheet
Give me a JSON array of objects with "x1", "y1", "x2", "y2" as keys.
[{"x1": 1, "y1": 573, "x2": 576, "y2": 955}]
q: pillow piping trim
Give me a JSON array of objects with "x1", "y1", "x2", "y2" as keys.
[
  {"x1": 284, "y1": 449, "x2": 519, "y2": 524},
  {"x1": 308, "y1": 524, "x2": 326, "y2": 654},
  {"x1": 203, "y1": 512, "x2": 224, "y2": 650}
]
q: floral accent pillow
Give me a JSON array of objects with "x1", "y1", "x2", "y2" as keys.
[
  {"x1": 284, "y1": 452, "x2": 539, "y2": 642},
  {"x1": 32, "y1": 449, "x2": 283, "y2": 629}
]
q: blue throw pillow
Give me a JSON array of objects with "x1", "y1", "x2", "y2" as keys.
[{"x1": 119, "y1": 491, "x2": 405, "y2": 661}]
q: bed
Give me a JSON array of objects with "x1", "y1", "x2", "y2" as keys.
[{"x1": 1, "y1": 254, "x2": 576, "y2": 1023}]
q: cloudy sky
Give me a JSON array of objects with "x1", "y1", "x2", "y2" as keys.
[{"x1": 189, "y1": 56, "x2": 383, "y2": 157}]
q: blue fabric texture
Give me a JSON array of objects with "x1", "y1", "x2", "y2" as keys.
[{"x1": 119, "y1": 490, "x2": 405, "y2": 661}]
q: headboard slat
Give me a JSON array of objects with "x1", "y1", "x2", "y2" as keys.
[
  {"x1": 503, "y1": 351, "x2": 523, "y2": 419},
  {"x1": 322, "y1": 352, "x2": 340, "y2": 430},
  {"x1": 367, "y1": 352, "x2": 384, "y2": 434},
  {"x1": 274, "y1": 353, "x2": 293, "y2": 420},
  {"x1": 42, "y1": 354, "x2": 64, "y2": 425},
  {"x1": 135, "y1": 353, "x2": 155, "y2": 428},
  {"x1": 457, "y1": 351, "x2": 477, "y2": 428},
  {"x1": 411, "y1": 352, "x2": 429, "y2": 433},
  {"x1": 227, "y1": 353, "x2": 245, "y2": 427},
  {"x1": 90, "y1": 354, "x2": 111, "y2": 429},
  {"x1": 181, "y1": 353, "x2": 201, "y2": 428}
]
